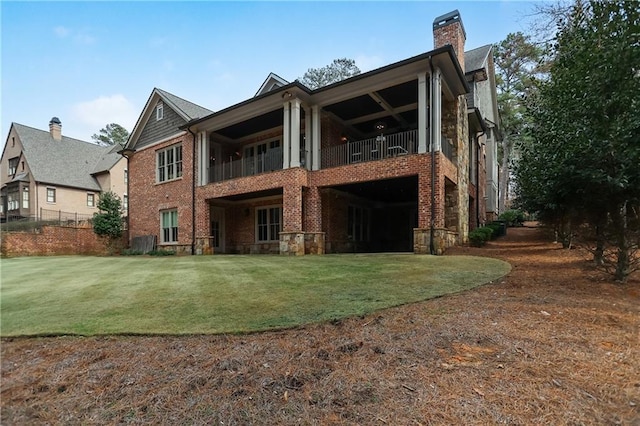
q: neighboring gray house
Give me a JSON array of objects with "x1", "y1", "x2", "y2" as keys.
[
  {"x1": 465, "y1": 44, "x2": 501, "y2": 220},
  {"x1": 0, "y1": 118, "x2": 127, "y2": 221}
]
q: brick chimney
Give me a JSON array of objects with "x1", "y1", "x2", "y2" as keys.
[
  {"x1": 433, "y1": 10, "x2": 466, "y2": 72},
  {"x1": 49, "y1": 117, "x2": 62, "y2": 141}
]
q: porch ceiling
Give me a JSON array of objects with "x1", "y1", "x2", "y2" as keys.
[
  {"x1": 330, "y1": 175, "x2": 418, "y2": 204},
  {"x1": 323, "y1": 80, "x2": 420, "y2": 138},
  {"x1": 214, "y1": 109, "x2": 284, "y2": 140}
]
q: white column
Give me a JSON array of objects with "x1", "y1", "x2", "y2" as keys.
[
  {"x1": 304, "y1": 106, "x2": 311, "y2": 168},
  {"x1": 283, "y1": 101, "x2": 291, "y2": 169},
  {"x1": 431, "y1": 68, "x2": 442, "y2": 152},
  {"x1": 311, "y1": 106, "x2": 321, "y2": 170},
  {"x1": 418, "y1": 72, "x2": 428, "y2": 154},
  {"x1": 198, "y1": 131, "x2": 208, "y2": 185},
  {"x1": 290, "y1": 98, "x2": 301, "y2": 168}
]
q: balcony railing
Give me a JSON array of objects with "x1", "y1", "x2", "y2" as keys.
[
  {"x1": 321, "y1": 130, "x2": 420, "y2": 169},
  {"x1": 442, "y1": 137, "x2": 455, "y2": 162},
  {"x1": 208, "y1": 147, "x2": 283, "y2": 183}
]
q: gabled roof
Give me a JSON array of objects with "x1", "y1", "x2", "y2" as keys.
[
  {"x1": 10, "y1": 123, "x2": 117, "y2": 191},
  {"x1": 92, "y1": 143, "x2": 123, "y2": 175},
  {"x1": 255, "y1": 73, "x2": 289, "y2": 97},
  {"x1": 465, "y1": 44, "x2": 492, "y2": 74},
  {"x1": 155, "y1": 88, "x2": 213, "y2": 121},
  {"x1": 125, "y1": 88, "x2": 213, "y2": 151}
]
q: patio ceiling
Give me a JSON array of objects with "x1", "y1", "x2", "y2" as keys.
[{"x1": 331, "y1": 175, "x2": 418, "y2": 204}]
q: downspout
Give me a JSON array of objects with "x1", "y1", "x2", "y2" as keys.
[
  {"x1": 187, "y1": 127, "x2": 197, "y2": 255},
  {"x1": 476, "y1": 130, "x2": 485, "y2": 228},
  {"x1": 428, "y1": 58, "x2": 436, "y2": 255}
]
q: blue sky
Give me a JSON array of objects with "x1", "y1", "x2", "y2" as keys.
[{"x1": 1, "y1": 1, "x2": 542, "y2": 145}]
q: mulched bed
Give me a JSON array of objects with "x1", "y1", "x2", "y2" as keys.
[{"x1": 2, "y1": 225, "x2": 639, "y2": 425}]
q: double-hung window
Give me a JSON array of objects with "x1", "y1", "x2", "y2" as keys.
[
  {"x1": 8, "y1": 157, "x2": 18, "y2": 176},
  {"x1": 47, "y1": 188, "x2": 56, "y2": 203},
  {"x1": 156, "y1": 102, "x2": 164, "y2": 120},
  {"x1": 157, "y1": 144, "x2": 182, "y2": 183},
  {"x1": 161, "y1": 210, "x2": 178, "y2": 243},
  {"x1": 87, "y1": 193, "x2": 95, "y2": 207},
  {"x1": 256, "y1": 206, "x2": 281, "y2": 242},
  {"x1": 22, "y1": 187, "x2": 29, "y2": 209}
]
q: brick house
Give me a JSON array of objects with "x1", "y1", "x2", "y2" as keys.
[
  {"x1": 123, "y1": 10, "x2": 501, "y2": 255},
  {"x1": 1, "y1": 118, "x2": 127, "y2": 222}
]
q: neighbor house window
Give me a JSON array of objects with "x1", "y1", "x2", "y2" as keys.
[
  {"x1": 256, "y1": 206, "x2": 281, "y2": 242},
  {"x1": 22, "y1": 187, "x2": 29, "y2": 209},
  {"x1": 124, "y1": 169, "x2": 128, "y2": 184},
  {"x1": 123, "y1": 194, "x2": 128, "y2": 211},
  {"x1": 47, "y1": 188, "x2": 56, "y2": 203},
  {"x1": 348, "y1": 205, "x2": 370, "y2": 242},
  {"x1": 7, "y1": 192, "x2": 18, "y2": 211},
  {"x1": 157, "y1": 144, "x2": 183, "y2": 183},
  {"x1": 8, "y1": 157, "x2": 18, "y2": 175},
  {"x1": 161, "y1": 210, "x2": 178, "y2": 243},
  {"x1": 87, "y1": 193, "x2": 95, "y2": 207},
  {"x1": 156, "y1": 102, "x2": 164, "y2": 120}
]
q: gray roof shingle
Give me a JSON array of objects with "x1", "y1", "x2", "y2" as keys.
[
  {"x1": 465, "y1": 44, "x2": 492, "y2": 74},
  {"x1": 13, "y1": 123, "x2": 119, "y2": 191},
  {"x1": 155, "y1": 88, "x2": 213, "y2": 120}
]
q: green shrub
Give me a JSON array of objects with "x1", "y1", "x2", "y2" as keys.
[
  {"x1": 469, "y1": 227, "x2": 493, "y2": 247},
  {"x1": 498, "y1": 209, "x2": 525, "y2": 227},
  {"x1": 121, "y1": 249, "x2": 144, "y2": 256},
  {"x1": 148, "y1": 249, "x2": 176, "y2": 256},
  {"x1": 486, "y1": 223, "x2": 503, "y2": 239}
]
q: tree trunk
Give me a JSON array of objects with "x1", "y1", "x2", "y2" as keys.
[
  {"x1": 614, "y1": 202, "x2": 629, "y2": 283},
  {"x1": 499, "y1": 136, "x2": 513, "y2": 213}
]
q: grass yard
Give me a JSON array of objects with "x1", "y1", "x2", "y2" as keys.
[{"x1": 0, "y1": 254, "x2": 509, "y2": 336}]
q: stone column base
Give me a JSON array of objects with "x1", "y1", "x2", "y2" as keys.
[
  {"x1": 413, "y1": 228, "x2": 458, "y2": 255},
  {"x1": 280, "y1": 232, "x2": 326, "y2": 255}
]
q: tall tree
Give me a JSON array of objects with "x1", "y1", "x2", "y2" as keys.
[
  {"x1": 516, "y1": 0, "x2": 640, "y2": 281},
  {"x1": 93, "y1": 191, "x2": 124, "y2": 255},
  {"x1": 493, "y1": 32, "x2": 544, "y2": 212},
  {"x1": 298, "y1": 58, "x2": 361, "y2": 90},
  {"x1": 92, "y1": 123, "x2": 129, "y2": 147}
]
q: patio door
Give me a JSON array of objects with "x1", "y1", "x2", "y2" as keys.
[{"x1": 210, "y1": 206, "x2": 225, "y2": 253}]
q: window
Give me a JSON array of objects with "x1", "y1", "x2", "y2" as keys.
[
  {"x1": 161, "y1": 210, "x2": 178, "y2": 243},
  {"x1": 256, "y1": 206, "x2": 281, "y2": 242},
  {"x1": 124, "y1": 169, "x2": 128, "y2": 184},
  {"x1": 123, "y1": 194, "x2": 128, "y2": 211},
  {"x1": 87, "y1": 193, "x2": 95, "y2": 207},
  {"x1": 157, "y1": 144, "x2": 183, "y2": 183},
  {"x1": 7, "y1": 191, "x2": 18, "y2": 211},
  {"x1": 47, "y1": 188, "x2": 56, "y2": 203},
  {"x1": 22, "y1": 187, "x2": 29, "y2": 209},
  {"x1": 156, "y1": 102, "x2": 164, "y2": 120},
  {"x1": 8, "y1": 157, "x2": 18, "y2": 176},
  {"x1": 348, "y1": 205, "x2": 370, "y2": 242}
]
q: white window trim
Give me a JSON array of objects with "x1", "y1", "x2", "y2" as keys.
[
  {"x1": 255, "y1": 204, "x2": 282, "y2": 243},
  {"x1": 161, "y1": 209, "x2": 178, "y2": 244},
  {"x1": 156, "y1": 102, "x2": 164, "y2": 121},
  {"x1": 46, "y1": 187, "x2": 56, "y2": 204},
  {"x1": 87, "y1": 193, "x2": 95, "y2": 207},
  {"x1": 156, "y1": 144, "x2": 183, "y2": 183},
  {"x1": 22, "y1": 187, "x2": 29, "y2": 209}
]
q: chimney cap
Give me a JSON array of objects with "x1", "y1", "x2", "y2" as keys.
[
  {"x1": 433, "y1": 9, "x2": 466, "y2": 39},
  {"x1": 50, "y1": 117, "x2": 62, "y2": 125}
]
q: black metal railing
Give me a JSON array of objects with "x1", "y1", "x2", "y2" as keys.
[
  {"x1": 321, "y1": 130, "x2": 421, "y2": 169},
  {"x1": 209, "y1": 147, "x2": 283, "y2": 182}
]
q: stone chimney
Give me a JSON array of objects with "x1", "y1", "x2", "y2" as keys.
[
  {"x1": 433, "y1": 10, "x2": 466, "y2": 72},
  {"x1": 49, "y1": 117, "x2": 62, "y2": 141}
]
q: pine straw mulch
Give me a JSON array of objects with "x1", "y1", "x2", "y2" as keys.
[{"x1": 1, "y1": 225, "x2": 639, "y2": 425}]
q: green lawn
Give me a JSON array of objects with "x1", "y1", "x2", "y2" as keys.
[{"x1": 0, "y1": 254, "x2": 510, "y2": 336}]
